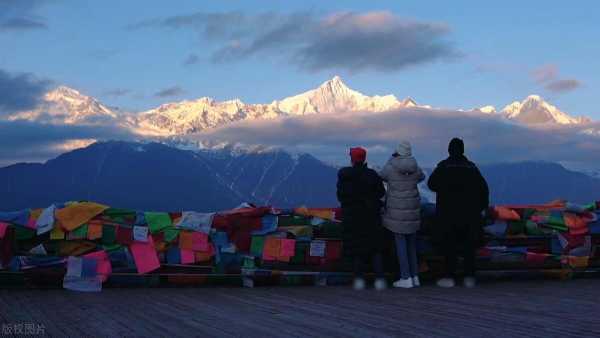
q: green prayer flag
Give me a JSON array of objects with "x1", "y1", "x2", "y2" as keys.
[
  {"x1": 163, "y1": 227, "x2": 180, "y2": 242},
  {"x1": 521, "y1": 208, "x2": 536, "y2": 220},
  {"x1": 103, "y1": 208, "x2": 136, "y2": 223},
  {"x1": 243, "y1": 256, "x2": 256, "y2": 269},
  {"x1": 145, "y1": 212, "x2": 172, "y2": 233},
  {"x1": 102, "y1": 225, "x2": 117, "y2": 245},
  {"x1": 250, "y1": 236, "x2": 265, "y2": 257},
  {"x1": 277, "y1": 215, "x2": 312, "y2": 227},
  {"x1": 525, "y1": 221, "x2": 544, "y2": 236},
  {"x1": 279, "y1": 226, "x2": 313, "y2": 238},
  {"x1": 102, "y1": 243, "x2": 122, "y2": 252},
  {"x1": 291, "y1": 242, "x2": 309, "y2": 264},
  {"x1": 15, "y1": 227, "x2": 35, "y2": 240},
  {"x1": 548, "y1": 215, "x2": 566, "y2": 227},
  {"x1": 320, "y1": 221, "x2": 344, "y2": 238},
  {"x1": 71, "y1": 224, "x2": 88, "y2": 238},
  {"x1": 507, "y1": 221, "x2": 525, "y2": 235}
]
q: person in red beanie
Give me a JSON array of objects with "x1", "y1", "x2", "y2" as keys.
[{"x1": 337, "y1": 147, "x2": 387, "y2": 291}]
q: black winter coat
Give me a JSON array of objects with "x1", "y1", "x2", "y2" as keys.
[
  {"x1": 427, "y1": 155, "x2": 489, "y2": 225},
  {"x1": 337, "y1": 163, "x2": 386, "y2": 256}
]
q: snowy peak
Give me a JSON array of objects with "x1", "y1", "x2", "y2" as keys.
[
  {"x1": 135, "y1": 76, "x2": 418, "y2": 135},
  {"x1": 134, "y1": 95, "x2": 282, "y2": 136},
  {"x1": 319, "y1": 75, "x2": 354, "y2": 97},
  {"x1": 6, "y1": 78, "x2": 593, "y2": 137},
  {"x1": 501, "y1": 95, "x2": 586, "y2": 125},
  {"x1": 274, "y1": 75, "x2": 411, "y2": 115},
  {"x1": 7, "y1": 85, "x2": 118, "y2": 124},
  {"x1": 473, "y1": 105, "x2": 497, "y2": 114},
  {"x1": 401, "y1": 97, "x2": 418, "y2": 108}
]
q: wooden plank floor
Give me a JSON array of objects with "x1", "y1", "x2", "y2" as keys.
[{"x1": 1, "y1": 278, "x2": 599, "y2": 338}]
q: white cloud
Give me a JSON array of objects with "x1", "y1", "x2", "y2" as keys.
[{"x1": 189, "y1": 108, "x2": 600, "y2": 170}]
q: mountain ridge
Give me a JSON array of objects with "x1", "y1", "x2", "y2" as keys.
[
  {"x1": 4, "y1": 77, "x2": 593, "y2": 136},
  {"x1": 1, "y1": 141, "x2": 598, "y2": 211}
]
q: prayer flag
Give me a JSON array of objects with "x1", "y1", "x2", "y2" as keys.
[
  {"x1": 309, "y1": 240, "x2": 326, "y2": 257},
  {"x1": 101, "y1": 225, "x2": 117, "y2": 245},
  {"x1": 166, "y1": 247, "x2": 181, "y2": 264},
  {"x1": 130, "y1": 236, "x2": 160, "y2": 274},
  {"x1": 116, "y1": 227, "x2": 133, "y2": 245},
  {"x1": 133, "y1": 226, "x2": 149, "y2": 242},
  {"x1": 83, "y1": 250, "x2": 112, "y2": 282},
  {"x1": 87, "y1": 223, "x2": 103, "y2": 240},
  {"x1": 181, "y1": 249, "x2": 195, "y2": 264},
  {"x1": 250, "y1": 236, "x2": 265, "y2": 257},
  {"x1": 0, "y1": 222, "x2": 7, "y2": 239},
  {"x1": 145, "y1": 212, "x2": 172, "y2": 233},
  {"x1": 263, "y1": 237, "x2": 280, "y2": 261},
  {"x1": 280, "y1": 239, "x2": 296, "y2": 257}
]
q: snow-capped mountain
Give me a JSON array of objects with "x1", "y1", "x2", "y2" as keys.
[
  {"x1": 7, "y1": 86, "x2": 118, "y2": 125},
  {"x1": 132, "y1": 98, "x2": 281, "y2": 136},
  {"x1": 501, "y1": 95, "x2": 589, "y2": 125},
  {"x1": 272, "y1": 75, "x2": 407, "y2": 115},
  {"x1": 133, "y1": 76, "x2": 417, "y2": 135},
  {"x1": 475, "y1": 105, "x2": 497, "y2": 114},
  {"x1": 3, "y1": 76, "x2": 593, "y2": 135}
]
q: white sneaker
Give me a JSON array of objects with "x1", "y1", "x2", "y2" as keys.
[
  {"x1": 463, "y1": 277, "x2": 476, "y2": 288},
  {"x1": 374, "y1": 278, "x2": 388, "y2": 291},
  {"x1": 353, "y1": 278, "x2": 366, "y2": 291},
  {"x1": 393, "y1": 278, "x2": 413, "y2": 288},
  {"x1": 412, "y1": 276, "x2": 421, "y2": 287},
  {"x1": 436, "y1": 277, "x2": 456, "y2": 288}
]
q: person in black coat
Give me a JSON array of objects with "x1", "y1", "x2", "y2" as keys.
[
  {"x1": 427, "y1": 138, "x2": 489, "y2": 288},
  {"x1": 337, "y1": 147, "x2": 387, "y2": 290}
]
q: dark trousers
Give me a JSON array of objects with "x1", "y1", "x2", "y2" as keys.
[
  {"x1": 443, "y1": 223, "x2": 477, "y2": 278},
  {"x1": 353, "y1": 252, "x2": 384, "y2": 279}
]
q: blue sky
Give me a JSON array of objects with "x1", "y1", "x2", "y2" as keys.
[{"x1": 1, "y1": 0, "x2": 599, "y2": 118}]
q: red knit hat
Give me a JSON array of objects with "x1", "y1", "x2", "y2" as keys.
[{"x1": 349, "y1": 147, "x2": 367, "y2": 164}]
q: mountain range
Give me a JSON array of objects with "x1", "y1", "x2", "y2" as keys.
[
  {"x1": 5, "y1": 76, "x2": 594, "y2": 138},
  {"x1": 1, "y1": 141, "x2": 598, "y2": 211},
  {"x1": 0, "y1": 141, "x2": 338, "y2": 211}
]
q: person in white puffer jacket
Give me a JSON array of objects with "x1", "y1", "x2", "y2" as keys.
[{"x1": 380, "y1": 141, "x2": 425, "y2": 288}]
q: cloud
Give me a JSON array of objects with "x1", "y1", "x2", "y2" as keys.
[
  {"x1": 190, "y1": 108, "x2": 600, "y2": 170},
  {"x1": 0, "y1": 119, "x2": 136, "y2": 167},
  {"x1": 134, "y1": 11, "x2": 459, "y2": 73},
  {"x1": 544, "y1": 79, "x2": 582, "y2": 93},
  {"x1": 531, "y1": 64, "x2": 558, "y2": 84},
  {"x1": 531, "y1": 64, "x2": 582, "y2": 94},
  {"x1": 183, "y1": 53, "x2": 200, "y2": 66},
  {"x1": 0, "y1": 0, "x2": 49, "y2": 32},
  {"x1": 0, "y1": 69, "x2": 52, "y2": 116},
  {"x1": 103, "y1": 88, "x2": 132, "y2": 97},
  {"x1": 154, "y1": 86, "x2": 185, "y2": 98}
]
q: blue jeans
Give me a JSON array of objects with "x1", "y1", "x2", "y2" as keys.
[{"x1": 395, "y1": 233, "x2": 418, "y2": 280}]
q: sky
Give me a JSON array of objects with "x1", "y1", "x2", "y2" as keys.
[
  {"x1": 1, "y1": 0, "x2": 599, "y2": 118},
  {"x1": 1, "y1": 0, "x2": 599, "y2": 170}
]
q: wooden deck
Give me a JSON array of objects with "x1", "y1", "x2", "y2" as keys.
[{"x1": 1, "y1": 278, "x2": 599, "y2": 338}]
